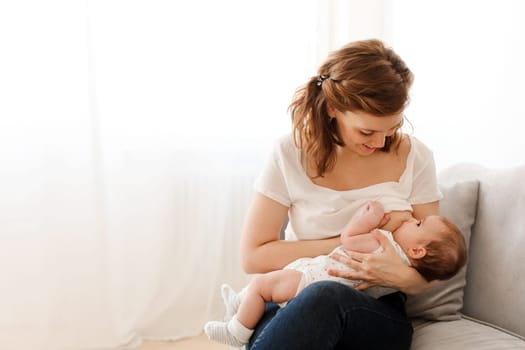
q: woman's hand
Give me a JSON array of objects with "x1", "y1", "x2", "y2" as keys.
[{"x1": 327, "y1": 230, "x2": 430, "y2": 294}]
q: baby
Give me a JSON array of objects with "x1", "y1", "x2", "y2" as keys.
[{"x1": 204, "y1": 201, "x2": 467, "y2": 347}]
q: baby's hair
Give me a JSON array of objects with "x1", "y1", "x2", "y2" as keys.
[{"x1": 414, "y1": 217, "x2": 467, "y2": 281}]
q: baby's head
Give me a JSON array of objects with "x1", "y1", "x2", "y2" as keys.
[{"x1": 393, "y1": 215, "x2": 467, "y2": 281}]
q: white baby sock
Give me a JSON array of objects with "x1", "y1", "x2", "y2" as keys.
[
  {"x1": 204, "y1": 315, "x2": 253, "y2": 347},
  {"x1": 221, "y1": 283, "x2": 244, "y2": 321}
]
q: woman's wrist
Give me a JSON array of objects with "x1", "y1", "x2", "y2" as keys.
[
  {"x1": 326, "y1": 235, "x2": 343, "y2": 251},
  {"x1": 399, "y1": 266, "x2": 429, "y2": 295}
]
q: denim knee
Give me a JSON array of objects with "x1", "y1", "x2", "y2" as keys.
[{"x1": 248, "y1": 281, "x2": 412, "y2": 350}]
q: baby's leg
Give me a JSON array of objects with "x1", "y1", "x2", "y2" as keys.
[
  {"x1": 341, "y1": 201, "x2": 385, "y2": 237},
  {"x1": 205, "y1": 269, "x2": 302, "y2": 347},
  {"x1": 237, "y1": 269, "x2": 303, "y2": 329},
  {"x1": 221, "y1": 283, "x2": 242, "y2": 321}
]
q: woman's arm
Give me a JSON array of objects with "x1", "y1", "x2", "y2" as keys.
[
  {"x1": 240, "y1": 193, "x2": 340, "y2": 274},
  {"x1": 329, "y1": 201, "x2": 441, "y2": 295}
]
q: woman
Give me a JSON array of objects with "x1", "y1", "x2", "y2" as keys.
[{"x1": 240, "y1": 39, "x2": 441, "y2": 349}]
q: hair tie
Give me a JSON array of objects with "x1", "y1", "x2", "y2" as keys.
[{"x1": 316, "y1": 74, "x2": 329, "y2": 87}]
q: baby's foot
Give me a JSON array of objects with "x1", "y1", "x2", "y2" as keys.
[
  {"x1": 204, "y1": 321, "x2": 245, "y2": 347},
  {"x1": 221, "y1": 284, "x2": 241, "y2": 321}
]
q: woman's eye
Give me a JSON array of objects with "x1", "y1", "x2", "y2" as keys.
[
  {"x1": 386, "y1": 128, "x2": 397, "y2": 136},
  {"x1": 359, "y1": 131, "x2": 373, "y2": 136}
]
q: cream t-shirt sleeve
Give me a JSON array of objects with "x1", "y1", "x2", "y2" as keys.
[
  {"x1": 407, "y1": 136, "x2": 443, "y2": 205},
  {"x1": 253, "y1": 134, "x2": 293, "y2": 207}
]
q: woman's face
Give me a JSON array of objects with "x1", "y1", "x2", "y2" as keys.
[{"x1": 332, "y1": 109, "x2": 403, "y2": 156}]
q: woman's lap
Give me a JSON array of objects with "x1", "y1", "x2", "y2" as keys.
[{"x1": 247, "y1": 281, "x2": 413, "y2": 350}]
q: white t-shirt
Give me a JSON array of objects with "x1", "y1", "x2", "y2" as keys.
[{"x1": 254, "y1": 133, "x2": 443, "y2": 241}]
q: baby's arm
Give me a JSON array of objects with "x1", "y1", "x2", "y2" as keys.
[
  {"x1": 339, "y1": 201, "x2": 386, "y2": 253},
  {"x1": 342, "y1": 209, "x2": 415, "y2": 253},
  {"x1": 341, "y1": 231, "x2": 382, "y2": 253},
  {"x1": 341, "y1": 201, "x2": 386, "y2": 237}
]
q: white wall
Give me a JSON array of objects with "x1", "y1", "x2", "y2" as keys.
[
  {"x1": 322, "y1": 0, "x2": 525, "y2": 170},
  {"x1": 385, "y1": 0, "x2": 525, "y2": 170}
]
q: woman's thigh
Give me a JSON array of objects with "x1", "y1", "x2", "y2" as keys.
[{"x1": 247, "y1": 281, "x2": 413, "y2": 350}]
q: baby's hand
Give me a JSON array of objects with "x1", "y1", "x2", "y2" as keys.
[
  {"x1": 365, "y1": 201, "x2": 384, "y2": 216},
  {"x1": 365, "y1": 201, "x2": 390, "y2": 228},
  {"x1": 341, "y1": 201, "x2": 387, "y2": 239},
  {"x1": 378, "y1": 213, "x2": 390, "y2": 228}
]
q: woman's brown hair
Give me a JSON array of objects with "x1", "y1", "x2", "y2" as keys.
[{"x1": 289, "y1": 39, "x2": 414, "y2": 178}]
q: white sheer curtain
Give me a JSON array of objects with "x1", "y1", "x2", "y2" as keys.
[{"x1": 0, "y1": 1, "x2": 319, "y2": 349}]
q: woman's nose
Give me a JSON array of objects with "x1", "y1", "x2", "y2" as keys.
[{"x1": 372, "y1": 133, "x2": 386, "y2": 148}]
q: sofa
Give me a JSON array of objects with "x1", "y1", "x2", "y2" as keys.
[{"x1": 406, "y1": 162, "x2": 525, "y2": 349}]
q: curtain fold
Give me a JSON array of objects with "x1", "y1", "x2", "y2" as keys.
[{"x1": 1, "y1": 1, "x2": 317, "y2": 349}]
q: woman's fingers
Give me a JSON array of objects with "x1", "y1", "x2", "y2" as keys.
[
  {"x1": 326, "y1": 264, "x2": 371, "y2": 290},
  {"x1": 328, "y1": 252, "x2": 369, "y2": 280},
  {"x1": 353, "y1": 281, "x2": 371, "y2": 291},
  {"x1": 327, "y1": 253, "x2": 373, "y2": 290},
  {"x1": 346, "y1": 251, "x2": 367, "y2": 263},
  {"x1": 329, "y1": 231, "x2": 406, "y2": 289},
  {"x1": 330, "y1": 251, "x2": 368, "y2": 266},
  {"x1": 327, "y1": 267, "x2": 359, "y2": 280},
  {"x1": 329, "y1": 229, "x2": 424, "y2": 293},
  {"x1": 372, "y1": 229, "x2": 392, "y2": 250}
]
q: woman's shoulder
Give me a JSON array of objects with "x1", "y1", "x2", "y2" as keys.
[
  {"x1": 391, "y1": 134, "x2": 437, "y2": 184},
  {"x1": 271, "y1": 132, "x2": 300, "y2": 160},
  {"x1": 406, "y1": 134, "x2": 432, "y2": 150},
  {"x1": 407, "y1": 134, "x2": 435, "y2": 161},
  {"x1": 274, "y1": 132, "x2": 296, "y2": 148},
  {"x1": 400, "y1": 134, "x2": 440, "y2": 187}
]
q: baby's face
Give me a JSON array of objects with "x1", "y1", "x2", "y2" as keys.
[{"x1": 393, "y1": 215, "x2": 446, "y2": 251}]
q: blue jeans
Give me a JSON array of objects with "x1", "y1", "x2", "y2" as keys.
[{"x1": 247, "y1": 281, "x2": 413, "y2": 350}]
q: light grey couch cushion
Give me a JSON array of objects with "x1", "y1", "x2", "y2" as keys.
[
  {"x1": 461, "y1": 164, "x2": 525, "y2": 338},
  {"x1": 411, "y1": 317, "x2": 525, "y2": 349},
  {"x1": 409, "y1": 163, "x2": 525, "y2": 349},
  {"x1": 405, "y1": 178, "x2": 479, "y2": 320}
]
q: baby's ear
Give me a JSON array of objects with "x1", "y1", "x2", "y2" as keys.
[{"x1": 408, "y1": 246, "x2": 427, "y2": 259}]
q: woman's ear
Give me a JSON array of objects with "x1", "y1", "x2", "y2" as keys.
[
  {"x1": 326, "y1": 104, "x2": 337, "y2": 117},
  {"x1": 408, "y1": 246, "x2": 427, "y2": 259}
]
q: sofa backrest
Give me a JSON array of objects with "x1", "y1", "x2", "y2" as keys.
[
  {"x1": 440, "y1": 163, "x2": 525, "y2": 338},
  {"x1": 462, "y1": 164, "x2": 525, "y2": 337}
]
